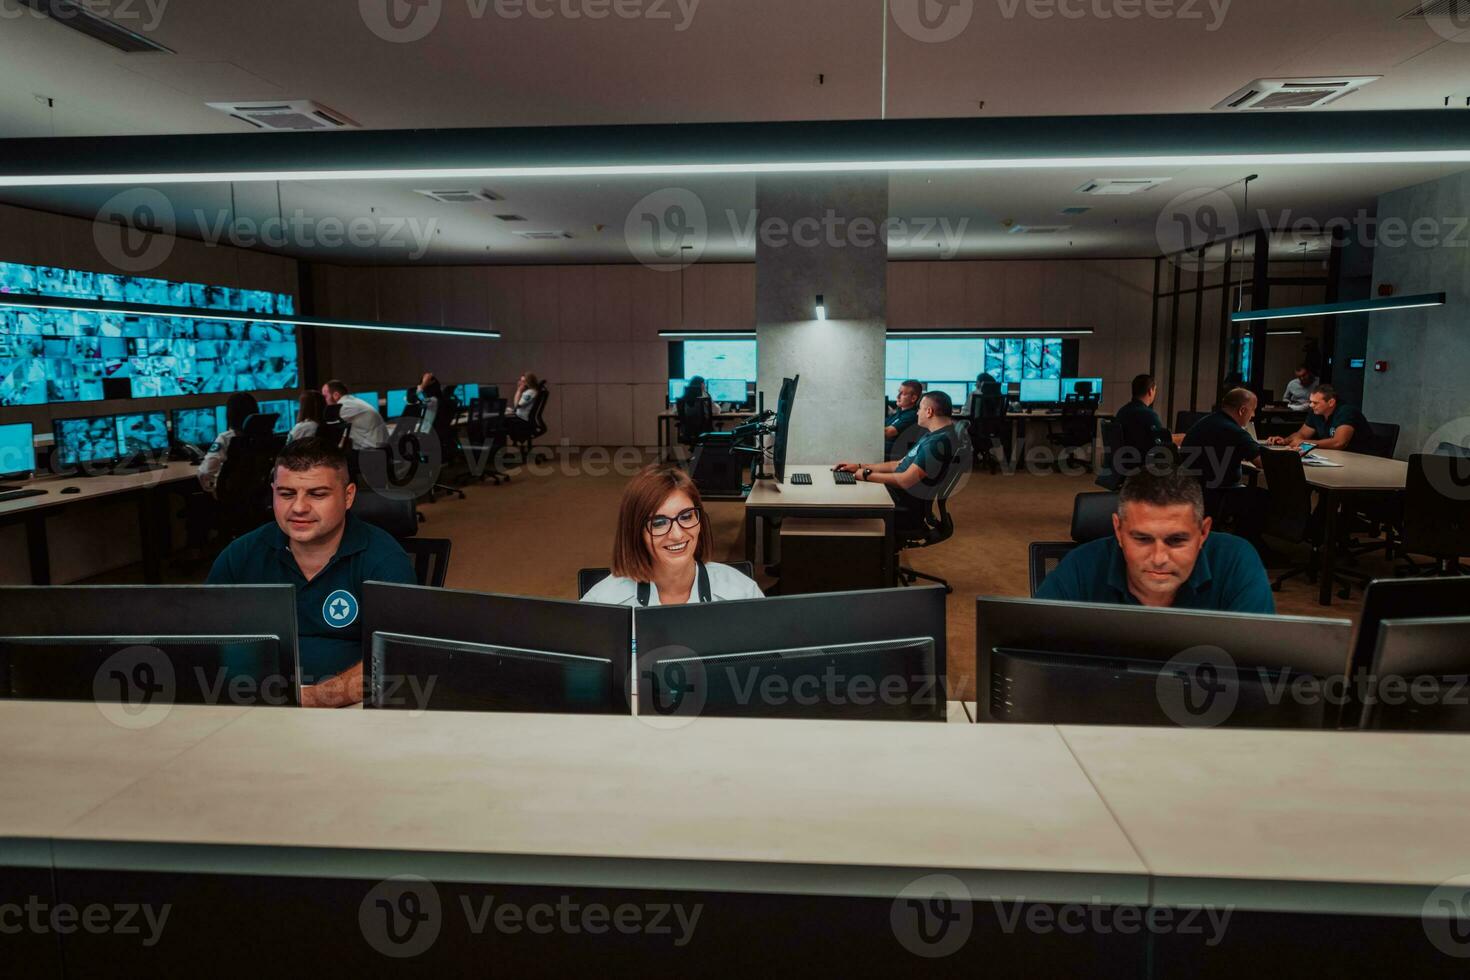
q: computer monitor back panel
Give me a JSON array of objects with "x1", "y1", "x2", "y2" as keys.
[
  {"x1": 636, "y1": 586, "x2": 947, "y2": 721},
  {"x1": 0, "y1": 635, "x2": 292, "y2": 707},
  {"x1": 0, "y1": 421, "x2": 36, "y2": 478},
  {"x1": 370, "y1": 633, "x2": 619, "y2": 714},
  {"x1": 1362, "y1": 617, "x2": 1470, "y2": 732},
  {"x1": 976, "y1": 597, "x2": 1351, "y2": 728},
  {"x1": 773, "y1": 374, "x2": 799, "y2": 482},
  {"x1": 1345, "y1": 578, "x2": 1470, "y2": 726}
]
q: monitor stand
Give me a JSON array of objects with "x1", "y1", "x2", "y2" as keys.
[{"x1": 110, "y1": 456, "x2": 167, "y2": 476}]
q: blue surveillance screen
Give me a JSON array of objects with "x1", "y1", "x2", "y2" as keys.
[
  {"x1": 257, "y1": 399, "x2": 297, "y2": 433},
  {"x1": 0, "y1": 421, "x2": 36, "y2": 476},
  {"x1": 171, "y1": 407, "x2": 221, "y2": 448},
  {"x1": 55, "y1": 415, "x2": 120, "y2": 466},
  {"x1": 1020, "y1": 379, "x2": 1061, "y2": 404},
  {"x1": 114, "y1": 412, "x2": 169, "y2": 455},
  {"x1": 354, "y1": 391, "x2": 380, "y2": 410},
  {"x1": 386, "y1": 390, "x2": 410, "y2": 418}
]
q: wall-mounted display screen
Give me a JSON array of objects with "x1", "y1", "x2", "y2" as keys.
[
  {"x1": 682, "y1": 339, "x2": 757, "y2": 383},
  {"x1": 0, "y1": 421, "x2": 36, "y2": 476},
  {"x1": 885, "y1": 337, "x2": 1064, "y2": 402},
  {"x1": 0, "y1": 261, "x2": 297, "y2": 406}
]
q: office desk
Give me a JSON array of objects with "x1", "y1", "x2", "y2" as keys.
[
  {"x1": 974, "y1": 411, "x2": 1113, "y2": 468},
  {"x1": 657, "y1": 410, "x2": 750, "y2": 461},
  {"x1": 1262, "y1": 448, "x2": 1408, "y2": 606},
  {"x1": 744, "y1": 464, "x2": 897, "y2": 585},
  {"x1": 5, "y1": 703, "x2": 1470, "y2": 972},
  {"x1": 0, "y1": 461, "x2": 198, "y2": 584}
]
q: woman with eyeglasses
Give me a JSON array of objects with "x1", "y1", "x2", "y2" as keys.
[{"x1": 581, "y1": 463, "x2": 764, "y2": 607}]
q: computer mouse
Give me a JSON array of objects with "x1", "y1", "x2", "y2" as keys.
[{"x1": 60, "y1": 486, "x2": 81, "y2": 494}]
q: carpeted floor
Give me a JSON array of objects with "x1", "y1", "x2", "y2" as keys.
[{"x1": 104, "y1": 449, "x2": 1390, "y2": 702}]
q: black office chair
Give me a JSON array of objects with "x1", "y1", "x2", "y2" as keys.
[
  {"x1": 576, "y1": 562, "x2": 756, "y2": 599},
  {"x1": 1360, "y1": 421, "x2": 1399, "y2": 460},
  {"x1": 401, "y1": 538, "x2": 453, "y2": 588},
  {"x1": 457, "y1": 395, "x2": 509, "y2": 486},
  {"x1": 675, "y1": 395, "x2": 715, "y2": 457},
  {"x1": 507, "y1": 381, "x2": 550, "y2": 462},
  {"x1": 1396, "y1": 453, "x2": 1470, "y2": 576},
  {"x1": 972, "y1": 382, "x2": 1008, "y2": 474},
  {"x1": 351, "y1": 487, "x2": 452, "y2": 588},
  {"x1": 1095, "y1": 419, "x2": 1126, "y2": 492},
  {"x1": 1028, "y1": 541, "x2": 1077, "y2": 597},
  {"x1": 1070, "y1": 491, "x2": 1117, "y2": 543},
  {"x1": 1175, "y1": 411, "x2": 1209, "y2": 435},
  {"x1": 1046, "y1": 395, "x2": 1098, "y2": 469},
  {"x1": 1257, "y1": 449, "x2": 1356, "y2": 598},
  {"x1": 897, "y1": 422, "x2": 973, "y2": 594},
  {"x1": 1437, "y1": 441, "x2": 1470, "y2": 458},
  {"x1": 213, "y1": 416, "x2": 285, "y2": 542}
]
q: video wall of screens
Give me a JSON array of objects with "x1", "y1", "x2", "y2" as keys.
[
  {"x1": 676, "y1": 339, "x2": 758, "y2": 383},
  {"x1": 0, "y1": 261, "x2": 298, "y2": 406},
  {"x1": 885, "y1": 336, "x2": 1064, "y2": 400}
]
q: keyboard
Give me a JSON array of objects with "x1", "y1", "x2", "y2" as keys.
[
  {"x1": 833, "y1": 470, "x2": 857, "y2": 485},
  {"x1": 0, "y1": 486, "x2": 47, "y2": 504},
  {"x1": 790, "y1": 472, "x2": 812, "y2": 485}
]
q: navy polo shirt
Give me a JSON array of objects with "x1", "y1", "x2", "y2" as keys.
[
  {"x1": 1037, "y1": 532, "x2": 1275, "y2": 614},
  {"x1": 207, "y1": 514, "x2": 417, "y2": 682},
  {"x1": 1307, "y1": 403, "x2": 1374, "y2": 452},
  {"x1": 885, "y1": 406, "x2": 919, "y2": 459},
  {"x1": 1114, "y1": 399, "x2": 1169, "y2": 459},
  {"x1": 1180, "y1": 410, "x2": 1262, "y2": 489}
]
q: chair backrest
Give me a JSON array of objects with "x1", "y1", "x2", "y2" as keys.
[
  {"x1": 1175, "y1": 410, "x2": 1209, "y2": 434},
  {"x1": 401, "y1": 538, "x2": 452, "y2": 588},
  {"x1": 1437, "y1": 441, "x2": 1470, "y2": 459},
  {"x1": 317, "y1": 420, "x2": 350, "y2": 450},
  {"x1": 1258, "y1": 448, "x2": 1313, "y2": 544},
  {"x1": 1029, "y1": 541, "x2": 1077, "y2": 596},
  {"x1": 1362, "y1": 421, "x2": 1399, "y2": 459},
  {"x1": 676, "y1": 396, "x2": 714, "y2": 445},
  {"x1": 577, "y1": 561, "x2": 756, "y2": 599},
  {"x1": 1402, "y1": 453, "x2": 1470, "y2": 561},
  {"x1": 351, "y1": 487, "x2": 419, "y2": 538},
  {"x1": 214, "y1": 432, "x2": 281, "y2": 538},
  {"x1": 529, "y1": 382, "x2": 550, "y2": 438},
  {"x1": 241, "y1": 413, "x2": 279, "y2": 438},
  {"x1": 1070, "y1": 491, "x2": 1117, "y2": 543},
  {"x1": 1095, "y1": 419, "x2": 1126, "y2": 491}
]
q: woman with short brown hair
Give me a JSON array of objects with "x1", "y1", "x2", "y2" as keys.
[{"x1": 581, "y1": 463, "x2": 764, "y2": 607}]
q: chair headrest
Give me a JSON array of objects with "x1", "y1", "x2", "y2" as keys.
[
  {"x1": 351, "y1": 485, "x2": 417, "y2": 538},
  {"x1": 241, "y1": 413, "x2": 279, "y2": 437}
]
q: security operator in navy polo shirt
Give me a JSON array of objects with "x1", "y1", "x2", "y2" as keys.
[
  {"x1": 1179, "y1": 387, "x2": 1268, "y2": 546},
  {"x1": 1269, "y1": 384, "x2": 1375, "y2": 454},
  {"x1": 1038, "y1": 467, "x2": 1274, "y2": 613},
  {"x1": 836, "y1": 390, "x2": 958, "y2": 534},
  {"x1": 1112, "y1": 373, "x2": 1173, "y2": 477},
  {"x1": 207, "y1": 437, "x2": 416, "y2": 707},
  {"x1": 884, "y1": 379, "x2": 924, "y2": 460}
]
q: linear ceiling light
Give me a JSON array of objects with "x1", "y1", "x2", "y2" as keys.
[
  {"x1": 0, "y1": 294, "x2": 499, "y2": 339},
  {"x1": 657, "y1": 330, "x2": 758, "y2": 339},
  {"x1": 1231, "y1": 293, "x2": 1446, "y2": 323}
]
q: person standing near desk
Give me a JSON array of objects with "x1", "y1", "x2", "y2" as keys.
[
  {"x1": 321, "y1": 380, "x2": 389, "y2": 449},
  {"x1": 207, "y1": 438, "x2": 416, "y2": 707},
  {"x1": 884, "y1": 379, "x2": 923, "y2": 461},
  {"x1": 837, "y1": 390, "x2": 957, "y2": 534},
  {"x1": 1037, "y1": 467, "x2": 1274, "y2": 613},
  {"x1": 1113, "y1": 374, "x2": 1171, "y2": 479},
  {"x1": 1269, "y1": 385, "x2": 1374, "y2": 453}
]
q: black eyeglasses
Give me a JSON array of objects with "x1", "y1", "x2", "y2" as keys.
[{"x1": 646, "y1": 507, "x2": 701, "y2": 536}]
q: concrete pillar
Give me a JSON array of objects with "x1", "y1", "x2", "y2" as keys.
[{"x1": 755, "y1": 175, "x2": 888, "y2": 466}]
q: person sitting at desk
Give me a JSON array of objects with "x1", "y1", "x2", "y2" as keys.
[
  {"x1": 1179, "y1": 388, "x2": 1268, "y2": 546},
  {"x1": 582, "y1": 463, "x2": 764, "y2": 606},
  {"x1": 1112, "y1": 373, "x2": 1172, "y2": 479},
  {"x1": 198, "y1": 391, "x2": 259, "y2": 496},
  {"x1": 508, "y1": 372, "x2": 540, "y2": 420},
  {"x1": 206, "y1": 438, "x2": 416, "y2": 707},
  {"x1": 884, "y1": 379, "x2": 923, "y2": 461},
  {"x1": 289, "y1": 389, "x2": 325, "y2": 442},
  {"x1": 1268, "y1": 385, "x2": 1374, "y2": 453},
  {"x1": 321, "y1": 380, "x2": 389, "y2": 449},
  {"x1": 1037, "y1": 467, "x2": 1274, "y2": 612},
  {"x1": 1282, "y1": 364, "x2": 1319, "y2": 410},
  {"x1": 836, "y1": 390, "x2": 958, "y2": 534}
]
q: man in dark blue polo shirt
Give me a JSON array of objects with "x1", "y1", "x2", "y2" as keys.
[
  {"x1": 884, "y1": 379, "x2": 923, "y2": 461},
  {"x1": 837, "y1": 390, "x2": 961, "y2": 535},
  {"x1": 207, "y1": 437, "x2": 416, "y2": 707},
  {"x1": 1271, "y1": 384, "x2": 1375, "y2": 454},
  {"x1": 1110, "y1": 373, "x2": 1173, "y2": 484},
  {"x1": 1038, "y1": 467, "x2": 1274, "y2": 613},
  {"x1": 1180, "y1": 387, "x2": 1269, "y2": 548}
]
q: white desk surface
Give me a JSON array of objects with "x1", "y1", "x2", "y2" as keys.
[
  {"x1": 1299, "y1": 448, "x2": 1408, "y2": 491},
  {"x1": 746, "y1": 465, "x2": 895, "y2": 511},
  {"x1": 0, "y1": 461, "x2": 199, "y2": 519}
]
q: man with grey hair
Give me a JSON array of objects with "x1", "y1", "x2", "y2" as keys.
[{"x1": 1037, "y1": 468, "x2": 1274, "y2": 612}]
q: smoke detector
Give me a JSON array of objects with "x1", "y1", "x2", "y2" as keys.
[
  {"x1": 1076, "y1": 178, "x2": 1170, "y2": 196},
  {"x1": 206, "y1": 100, "x2": 357, "y2": 131},
  {"x1": 414, "y1": 189, "x2": 504, "y2": 204},
  {"x1": 1214, "y1": 77, "x2": 1379, "y2": 111}
]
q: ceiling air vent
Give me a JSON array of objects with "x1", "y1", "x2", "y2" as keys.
[
  {"x1": 18, "y1": 0, "x2": 173, "y2": 53},
  {"x1": 1399, "y1": 0, "x2": 1469, "y2": 19},
  {"x1": 1213, "y1": 77, "x2": 1379, "y2": 111},
  {"x1": 413, "y1": 189, "x2": 504, "y2": 204},
  {"x1": 1058, "y1": 206, "x2": 1092, "y2": 216},
  {"x1": 516, "y1": 231, "x2": 574, "y2": 241},
  {"x1": 495, "y1": 214, "x2": 528, "y2": 222},
  {"x1": 1076, "y1": 178, "x2": 1170, "y2": 196},
  {"x1": 1007, "y1": 225, "x2": 1070, "y2": 235},
  {"x1": 206, "y1": 100, "x2": 357, "y2": 131}
]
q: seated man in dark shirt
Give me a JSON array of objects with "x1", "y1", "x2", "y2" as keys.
[
  {"x1": 837, "y1": 390, "x2": 959, "y2": 535},
  {"x1": 1270, "y1": 384, "x2": 1375, "y2": 454},
  {"x1": 884, "y1": 379, "x2": 923, "y2": 461},
  {"x1": 1179, "y1": 387, "x2": 1268, "y2": 544},
  {"x1": 207, "y1": 437, "x2": 416, "y2": 707},
  {"x1": 1038, "y1": 466, "x2": 1274, "y2": 613},
  {"x1": 1111, "y1": 373, "x2": 1173, "y2": 483}
]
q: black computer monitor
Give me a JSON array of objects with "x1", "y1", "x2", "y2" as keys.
[
  {"x1": 1361, "y1": 617, "x2": 1470, "y2": 732},
  {"x1": 0, "y1": 585, "x2": 300, "y2": 707},
  {"x1": 634, "y1": 585, "x2": 947, "y2": 721},
  {"x1": 1062, "y1": 378, "x2": 1103, "y2": 400},
  {"x1": 0, "y1": 421, "x2": 37, "y2": 479},
  {"x1": 52, "y1": 415, "x2": 121, "y2": 468},
  {"x1": 976, "y1": 596, "x2": 1352, "y2": 729},
  {"x1": 170, "y1": 407, "x2": 222, "y2": 451},
  {"x1": 361, "y1": 583, "x2": 633, "y2": 714},
  {"x1": 772, "y1": 374, "x2": 799, "y2": 483},
  {"x1": 1342, "y1": 577, "x2": 1470, "y2": 727}
]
